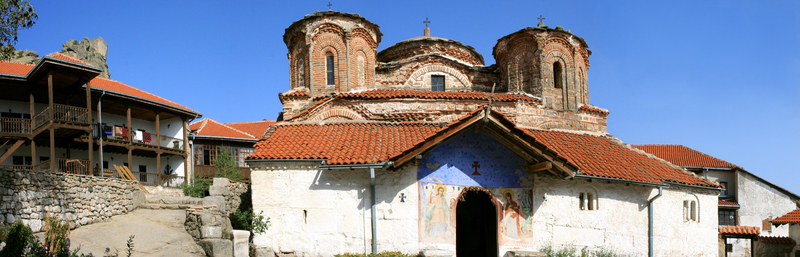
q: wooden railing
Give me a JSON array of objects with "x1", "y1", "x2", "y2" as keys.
[
  {"x1": 52, "y1": 104, "x2": 89, "y2": 124},
  {"x1": 0, "y1": 164, "x2": 32, "y2": 170},
  {"x1": 157, "y1": 135, "x2": 184, "y2": 151},
  {"x1": 33, "y1": 159, "x2": 50, "y2": 172},
  {"x1": 32, "y1": 107, "x2": 50, "y2": 129},
  {"x1": 0, "y1": 117, "x2": 31, "y2": 135},
  {"x1": 56, "y1": 158, "x2": 90, "y2": 175}
]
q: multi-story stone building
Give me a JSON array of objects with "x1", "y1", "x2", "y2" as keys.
[
  {"x1": 0, "y1": 52, "x2": 201, "y2": 187},
  {"x1": 247, "y1": 11, "x2": 723, "y2": 256}
]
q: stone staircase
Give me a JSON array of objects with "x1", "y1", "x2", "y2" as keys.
[{"x1": 143, "y1": 194, "x2": 204, "y2": 210}]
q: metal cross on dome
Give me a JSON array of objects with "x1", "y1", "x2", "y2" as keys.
[
  {"x1": 327, "y1": 2, "x2": 332, "y2": 10},
  {"x1": 538, "y1": 15, "x2": 545, "y2": 23},
  {"x1": 423, "y1": 17, "x2": 430, "y2": 28}
]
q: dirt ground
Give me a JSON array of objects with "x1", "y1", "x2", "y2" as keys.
[{"x1": 64, "y1": 209, "x2": 205, "y2": 257}]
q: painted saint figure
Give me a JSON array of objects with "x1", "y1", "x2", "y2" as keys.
[
  {"x1": 501, "y1": 189, "x2": 521, "y2": 239},
  {"x1": 426, "y1": 184, "x2": 448, "y2": 237}
]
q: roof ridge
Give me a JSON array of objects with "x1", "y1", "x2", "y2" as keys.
[
  {"x1": 0, "y1": 60, "x2": 34, "y2": 66},
  {"x1": 207, "y1": 118, "x2": 256, "y2": 139},
  {"x1": 226, "y1": 120, "x2": 275, "y2": 125}
]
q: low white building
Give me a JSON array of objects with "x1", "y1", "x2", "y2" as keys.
[
  {"x1": 247, "y1": 109, "x2": 722, "y2": 256},
  {"x1": 635, "y1": 144, "x2": 800, "y2": 256}
]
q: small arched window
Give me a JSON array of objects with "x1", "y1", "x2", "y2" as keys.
[
  {"x1": 553, "y1": 61, "x2": 563, "y2": 89},
  {"x1": 326, "y1": 53, "x2": 335, "y2": 85}
]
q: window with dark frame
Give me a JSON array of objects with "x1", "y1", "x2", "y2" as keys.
[
  {"x1": 431, "y1": 75, "x2": 445, "y2": 91},
  {"x1": 720, "y1": 181, "x2": 728, "y2": 196},
  {"x1": 326, "y1": 54, "x2": 335, "y2": 85},
  {"x1": 719, "y1": 210, "x2": 736, "y2": 225},
  {"x1": 553, "y1": 61, "x2": 563, "y2": 89}
]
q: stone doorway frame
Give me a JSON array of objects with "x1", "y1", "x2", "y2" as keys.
[{"x1": 455, "y1": 186, "x2": 500, "y2": 257}]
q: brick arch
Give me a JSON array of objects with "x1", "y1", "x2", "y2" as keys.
[
  {"x1": 546, "y1": 37, "x2": 574, "y2": 54},
  {"x1": 509, "y1": 43, "x2": 538, "y2": 93},
  {"x1": 351, "y1": 27, "x2": 378, "y2": 49},
  {"x1": 406, "y1": 64, "x2": 471, "y2": 88},
  {"x1": 312, "y1": 23, "x2": 345, "y2": 39},
  {"x1": 309, "y1": 108, "x2": 364, "y2": 121},
  {"x1": 350, "y1": 37, "x2": 375, "y2": 90},
  {"x1": 312, "y1": 33, "x2": 346, "y2": 93}
]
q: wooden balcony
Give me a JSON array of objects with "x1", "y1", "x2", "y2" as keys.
[
  {"x1": 0, "y1": 117, "x2": 32, "y2": 137},
  {"x1": 1, "y1": 159, "x2": 186, "y2": 188},
  {"x1": 0, "y1": 104, "x2": 90, "y2": 138}
]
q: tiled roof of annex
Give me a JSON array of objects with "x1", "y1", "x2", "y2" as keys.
[
  {"x1": 250, "y1": 108, "x2": 717, "y2": 187},
  {"x1": 46, "y1": 52, "x2": 95, "y2": 67},
  {"x1": 632, "y1": 144, "x2": 739, "y2": 169},
  {"x1": 0, "y1": 61, "x2": 33, "y2": 76},
  {"x1": 190, "y1": 118, "x2": 259, "y2": 140},
  {"x1": 225, "y1": 120, "x2": 277, "y2": 139},
  {"x1": 90, "y1": 77, "x2": 199, "y2": 114},
  {"x1": 522, "y1": 129, "x2": 716, "y2": 187},
  {"x1": 772, "y1": 209, "x2": 800, "y2": 225},
  {"x1": 759, "y1": 236, "x2": 796, "y2": 244},
  {"x1": 719, "y1": 225, "x2": 760, "y2": 235},
  {"x1": 718, "y1": 199, "x2": 740, "y2": 208}
]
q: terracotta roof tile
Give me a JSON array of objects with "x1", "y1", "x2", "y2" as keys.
[
  {"x1": 579, "y1": 104, "x2": 609, "y2": 116},
  {"x1": 278, "y1": 90, "x2": 311, "y2": 103},
  {"x1": 226, "y1": 120, "x2": 277, "y2": 139},
  {"x1": 46, "y1": 52, "x2": 95, "y2": 67},
  {"x1": 773, "y1": 209, "x2": 800, "y2": 225},
  {"x1": 191, "y1": 118, "x2": 256, "y2": 139},
  {"x1": 718, "y1": 199, "x2": 740, "y2": 208},
  {"x1": 283, "y1": 97, "x2": 333, "y2": 122},
  {"x1": 90, "y1": 77, "x2": 199, "y2": 114},
  {"x1": 338, "y1": 89, "x2": 541, "y2": 102},
  {"x1": 719, "y1": 225, "x2": 760, "y2": 235},
  {"x1": 759, "y1": 236, "x2": 796, "y2": 244},
  {"x1": 0, "y1": 61, "x2": 34, "y2": 76},
  {"x1": 248, "y1": 121, "x2": 441, "y2": 165},
  {"x1": 524, "y1": 129, "x2": 717, "y2": 187},
  {"x1": 632, "y1": 144, "x2": 739, "y2": 169}
]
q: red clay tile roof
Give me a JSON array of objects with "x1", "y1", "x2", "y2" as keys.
[
  {"x1": 719, "y1": 225, "x2": 760, "y2": 235},
  {"x1": 718, "y1": 199, "x2": 740, "y2": 208},
  {"x1": 337, "y1": 89, "x2": 541, "y2": 102},
  {"x1": 772, "y1": 209, "x2": 800, "y2": 225},
  {"x1": 283, "y1": 97, "x2": 334, "y2": 122},
  {"x1": 524, "y1": 129, "x2": 717, "y2": 187},
  {"x1": 46, "y1": 52, "x2": 96, "y2": 68},
  {"x1": 579, "y1": 104, "x2": 609, "y2": 116},
  {"x1": 191, "y1": 118, "x2": 257, "y2": 140},
  {"x1": 248, "y1": 121, "x2": 442, "y2": 165},
  {"x1": 759, "y1": 236, "x2": 796, "y2": 244},
  {"x1": 226, "y1": 120, "x2": 277, "y2": 139},
  {"x1": 278, "y1": 90, "x2": 311, "y2": 103},
  {"x1": 0, "y1": 61, "x2": 34, "y2": 76},
  {"x1": 90, "y1": 77, "x2": 199, "y2": 114},
  {"x1": 632, "y1": 144, "x2": 739, "y2": 169}
]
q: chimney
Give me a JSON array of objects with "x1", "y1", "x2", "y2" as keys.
[{"x1": 424, "y1": 27, "x2": 430, "y2": 37}]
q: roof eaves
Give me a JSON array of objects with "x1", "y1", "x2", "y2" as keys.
[{"x1": 89, "y1": 86, "x2": 202, "y2": 117}]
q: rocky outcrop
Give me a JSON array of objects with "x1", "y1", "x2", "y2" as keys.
[
  {"x1": 8, "y1": 49, "x2": 39, "y2": 64},
  {"x1": 60, "y1": 37, "x2": 110, "y2": 78}
]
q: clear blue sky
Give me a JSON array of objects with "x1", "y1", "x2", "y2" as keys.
[{"x1": 21, "y1": 1, "x2": 800, "y2": 194}]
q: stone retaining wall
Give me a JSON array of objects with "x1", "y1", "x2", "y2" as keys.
[{"x1": 0, "y1": 167, "x2": 144, "y2": 232}]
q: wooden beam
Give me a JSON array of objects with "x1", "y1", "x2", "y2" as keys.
[
  {"x1": 48, "y1": 71, "x2": 55, "y2": 171},
  {"x1": 86, "y1": 80, "x2": 93, "y2": 173},
  {"x1": 393, "y1": 110, "x2": 484, "y2": 166},
  {"x1": 183, "y1": 118, "x2": 189, "y2": 181},
  {"x1": 528, "y1": 161, "x2": 552, "y2": 172},
  {"x1": 0, "y1": 140, "x2": 25, "y2": 164}
]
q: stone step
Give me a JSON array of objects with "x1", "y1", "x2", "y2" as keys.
[
  {"x1": 142, "y1": 203, "x2": 193, "y2": 210},
  {"x1": 145, "y1": 195, "x2": 204, "y2": 205}
]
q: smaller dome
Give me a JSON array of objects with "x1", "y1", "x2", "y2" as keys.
[{"x1": 377, "y1": 28, "x2": 484, "y2": 66}]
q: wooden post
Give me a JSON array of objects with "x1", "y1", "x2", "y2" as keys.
[
  {"x1": 86, "y1": 80, "x2": 93, "y2": 174},
  {"x1": 155, "y1": 112, "x2": 160, "y2": 147},
  {"x1": 156, "y1": 152, "x2": 161, "y2": 186},
  {"x1": 183, "y1": 118, "x2": 189, "y2": 181},
  {"x1": 127, "y1": 106, "x2": 132, "y2": 171},
  {"x1": 29, "y1": 93, "x2": 35, "y2": 164},
  {"x1": 48, "y1": 71, "x2": 55, "y2": 172}
]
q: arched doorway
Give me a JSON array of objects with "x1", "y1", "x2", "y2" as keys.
[{"x1": 456, "y1": 189, "x2": 498, "y2": 257}]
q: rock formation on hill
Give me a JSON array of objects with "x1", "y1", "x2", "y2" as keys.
[{"x1": 60, "y1": 37, "x2": 110, "y2": 78}]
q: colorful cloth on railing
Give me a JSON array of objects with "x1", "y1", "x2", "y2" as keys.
[
  {"x1": 134, "y1": 131, "x2": 143, "y2": 141},
  {"x1": 114, "y1": 126, "x2": 124, "y2": 137},
  {"x1": 122, "y1": 127, "x2": 129, "y2": 139},
  {"x1": 143, "y1": 132, "x2": 152, "y2": 142}
]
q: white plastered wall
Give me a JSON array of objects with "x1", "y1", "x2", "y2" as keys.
[{"x1": 250, "y1": 161, "x2": 420, "y2": 256}]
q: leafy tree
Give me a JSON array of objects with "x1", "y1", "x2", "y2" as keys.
[
  {"x1": 213, "y1": 147, "x2": 243, "y2": 181},
  {"x1": 0, "y1": 0, "x2": 38, "y2": 60}
]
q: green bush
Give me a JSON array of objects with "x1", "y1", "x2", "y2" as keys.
[
  {"x1": 0, "y1": 220, "x2": 32, "y2": 256},
  {"x1": 232, "y1": 208, "x2": 270, "y2": 234},
  {"x1": 181, "y1": 173, "x2": 211, "y2": 198},
  {"x1": 539, "y1": 244, "x2": 631, "y2": 257}
]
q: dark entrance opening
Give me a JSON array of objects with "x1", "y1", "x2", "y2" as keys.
[{"x1": 456, "y1": 189, "x2": 498, "y2": 257}]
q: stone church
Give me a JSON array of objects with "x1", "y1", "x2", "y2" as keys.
[{"x1": 246, "y1": 11, "x2": 722, "y2": 256}]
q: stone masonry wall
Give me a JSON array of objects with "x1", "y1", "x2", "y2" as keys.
[{"x1": 0, "y1": 167, "x2": 144, "y2": 232}]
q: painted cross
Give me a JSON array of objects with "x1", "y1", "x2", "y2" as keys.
[
  {"x1": 399, "y1": 193, "x2": 407, "y2": 202},
  {"x1": 472, "y1": 161, "x2": 481, "y2": 175},
  {"x1": 423, "y1": 17, "x2": 430, "y2": 28},
  {"x1": 327, "y1": 2, "x2": 332, "y2": 10}
]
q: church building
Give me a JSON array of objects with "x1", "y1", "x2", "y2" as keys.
[{"x1": 246, "y1": 11, "x2": 722, "y2": 256}]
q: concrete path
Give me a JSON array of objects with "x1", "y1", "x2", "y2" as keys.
[{"x1": 66, "y1": 209, "x2": 205, "y2": 257}]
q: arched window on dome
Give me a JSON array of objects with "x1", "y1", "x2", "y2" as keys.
[
  {"x1": 553, "y1": 61, "x2": 563, "y2": 89},
  {"x1": 326, "y1": 52, "x2": 335, "y2": 85}
]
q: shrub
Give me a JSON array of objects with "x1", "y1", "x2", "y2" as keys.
[
  {"x1": 181, "y1": 173, "x2": 211, "y2": 198},
  {"x1": 0, "y1": 220, "x2": 33, "y2": 256},
  {"x1": 539, "y1": 244, "x2": 631, "y2": 257},
  {"x1": 232, "y1": 208, "x2": 270, "y2": 235}
]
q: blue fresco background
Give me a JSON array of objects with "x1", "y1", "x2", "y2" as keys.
[{"x1": 418, "y1": 130, "x2": 529, "y2": 187}]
